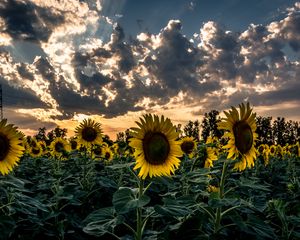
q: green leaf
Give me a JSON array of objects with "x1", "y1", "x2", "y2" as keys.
[
  {"x1": 113, "y1": 187, "x2": 150, "y2": 214},
  {"x1": 107, "y1": 162, "x2": 134, "y2": 170},
  {"x1": 154, "y1": 198, "x2": 191, "y2": 217},
  {"x1": 83, "y1": 207, "x2": 124, "y2": 237}
]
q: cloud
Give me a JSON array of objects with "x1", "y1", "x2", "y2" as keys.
[
  {"x1": 0, "y1": 0, "x2": 65, "y2": 43},
  {"x1": 0, "y1": 0, "x2": 299, "y2": 132}
]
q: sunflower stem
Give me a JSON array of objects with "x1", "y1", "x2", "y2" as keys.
[
  {"x1": 136, "y1": 178, "x2": 144, "y2": 240},
  {"x1": 214, "y1": 160, "x2": 228, "y2": 233},
  {"x1": 190, "y1": 156, "x2": 198, "y2": 172}
]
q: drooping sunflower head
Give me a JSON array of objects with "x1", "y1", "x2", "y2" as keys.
[
  {"x1": 203, "y1": 139, "x2": 219, "y2": 168},
  {"x1": 75, "y1": 119, "x2": 102, "y2": 148},
  {"x1": 0, "y1": 119, "x2": 24, "y2": 175},
  {"x1": 217, "y1": 102, "x2": 258, "y2": 171},
  {"x1": 50, "y1": 137, "x2": 71, "y2": 159},
  {"x1": 129, "y1": 114, "x2": 183, "y2": 179},
  {"x1": 180, "y1": 137, "x2": 197, "y2": 157}
]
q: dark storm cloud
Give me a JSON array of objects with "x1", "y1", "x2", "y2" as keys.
[
  {"x1": 110, "y1": 23, "x2": 136, "y2": 73},
  {"x1": 0, "y1": 76, "x2": 49, "y2": 109},
  {"x1": 0, "y1": 0, "x2": 65, "y2": 43},
  {"x1": 47, "y1": 75, "x2": 143, "y2": 119},
  {"x1": 16, "y1": 63, "x2": 35, "y2": 81},
  {"x1": 5, "y1": 107, "x2": 56, "y2": 133},
  {"x1": 144, "y1": 20, "x2": 200, "y2": 90},
  {"x1": 72, "y1": 51, "x2": 111, "y2": 92}
]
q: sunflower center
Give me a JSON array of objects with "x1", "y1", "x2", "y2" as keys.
[
  {"x1": 0, "y1": 134, "x2": 10, "y2": 161},
  {"x1": 31, "y1": 140, "x2": 37, "y2": 148},
  {"x1": 93, "y1": 146, "x2": 102, "y2": 155},
  {"x1": 258, "y1": 145, "x2": 264, "y2": 154},
  {"x1": 181, "y1": 141, "x2": 194, "y2": 154},
  {"x1": 233, "y1": 121, "x2": 253, "y2": 154},
  {"x1": 143, "y1": 132, "x2": 170, "y2": 165},
  {"x1": 55, "y1": 142, "x2": 64, "y2": 152},
  {"x1": 32, "y1": 148, "x2": 41, "y2": 155},
  {"x1": 105, "y1": 152, "x2": 111, "y2": 159},
  {"x1": 70, "y1": 140, "x2": 78, "y2": 150},
  {"x1": 270, "y1": 147, "x2": 275, "y2": 154},
  {"x1": 82, "y1": 127, "x2": 97, "y2": 142}
]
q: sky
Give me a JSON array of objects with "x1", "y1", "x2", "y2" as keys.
[{"x1": 0, "y1": 0, "x2": 299, "y2": 139}]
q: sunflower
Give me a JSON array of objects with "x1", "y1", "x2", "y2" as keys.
[
  {"x1": 111, "y1": 143, "x2": 119, "y2": 154},
  {"x1": 282, "y1": 145, "x2": 291, "y2": 156},
  {"x1": 257, "y1": 144, "x2": 270, "y2": 165},
  {"x1": 129, "y1": 114, "x2": 183, "y2": 179},
  {"x1": 28, "y1": 137, "x2": 39, "y2": 148},
  {"x1": 75, "y1": 119, "x2": 102, "y2": 148},
  {"x1": 275, "y1": 145, "x2": 283, "y2": 157},
  {"x1": 180, "y1": 137, "x2": 197, "y2": 157},
  {"x1": 217, "y1": 102, "x2": 258, "y2": 171},
  {"x1": 203, "y1": 137, "x2": 219, "y2": 168},
  {"x1": 29, "y1": 143, "x2": 43, "y2": 158},
  {"x1": 69, "y1": 137, "x2": 80, "y2": 151},
  {"x1": 39, "y1": 141, "x2": 48, "y2": 154},
  {"x1": 269, "y1": 145, "x2": 276, "y2": 156},
  {"x1": 0, "y1": 119, "x2": 24, "y2": 175},
  {"x1": 91, "y1": 144, "x2": 103, "y2": 160},
  {"x1": 257, "y1": 144, "x2": 265, "y2": 156},
  {"x1": 102, "y1": 147, "x2": 114, "y2": 161},
  {"x1": 50, "y1": 137, "x2": 71, "y2": 159},
  {"x1": 207, "y1": 185, "x2": 220, "y2": 193}
]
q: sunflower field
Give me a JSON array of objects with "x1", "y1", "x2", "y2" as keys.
[{"x1": 0, "y1": 103, "x2": 299, "y2": 240}]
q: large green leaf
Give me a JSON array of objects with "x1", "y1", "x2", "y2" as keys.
[
  {"x1": 112, "y1": 187, "x2": 150, "y2": 214},
  {"x1": 154, "y1": 198, "x2": 191, "y2": 217},
  {"x1": 83, "y1": 207, "x2": 124, "y2": 237}
]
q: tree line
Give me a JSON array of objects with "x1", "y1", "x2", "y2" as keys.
[{"x1": 32, "y1": 111, "x2": 299, "y2": 146}]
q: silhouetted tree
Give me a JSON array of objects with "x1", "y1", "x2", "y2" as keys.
[
  {"x1": 116, "y1": 129, "x2": 132, "y2": 144},
  {"x1": 201, "y1": 110, "x2": 222, "y2": 142},
  {"x1": 47, "y1": 126, "x2": 68, "y2": 144},
  {"x1": 256, "y1": 116, "x2": 273, "y2": 145},
  {"x1": 183, "y1": 120, "x2": 200, "y2": 141},
  {"x1": 103, "y1": 134, "x2": 113, "y2": 146},
  {"x1": 272, "y1": 117, "x2": 286, "y2": 145},
  {"x1": 175, "y1": 124, "x2": 183, "y2": 138},
  {"x1": 285, "y1": 120, "x2": 299, "y2": 145},
  {"x1": 34, "y1": 127, "x2": 47, "y2": 142}
]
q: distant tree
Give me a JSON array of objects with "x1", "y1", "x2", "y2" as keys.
[
  {"x1": 183, "y1": 120, "x2": 200, "y2": 141},
  {"x1": 256, "y1": 116, "x2": 273, "y2": 145},
  {"x1": 102, "y1": 134, "x2": 113, "y2": 146},
  {"x1": 175, "y1": 124, "x2": 183, "y2": 138},
  {"x1": 116, "y1": 129, "x2": 132, "y2": 144},
  {"x1": 34, "y1": 127, "x2": 47, "y2": 142},
  {"x1": 201, "y1": 110, "x2": 222, "y2": 142},
  {"x1": 54, "y1": 126, "x2": 68, "y2": 138},
  {"x1": 272, "y1": 117, "x2": 286, "y2": 145},
  {"x1": 47, "y1": 126, "x2": 68, "y2": 144},
  {"x1": 285, "y1": 120, "x2": 299, "y2": 145}
]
